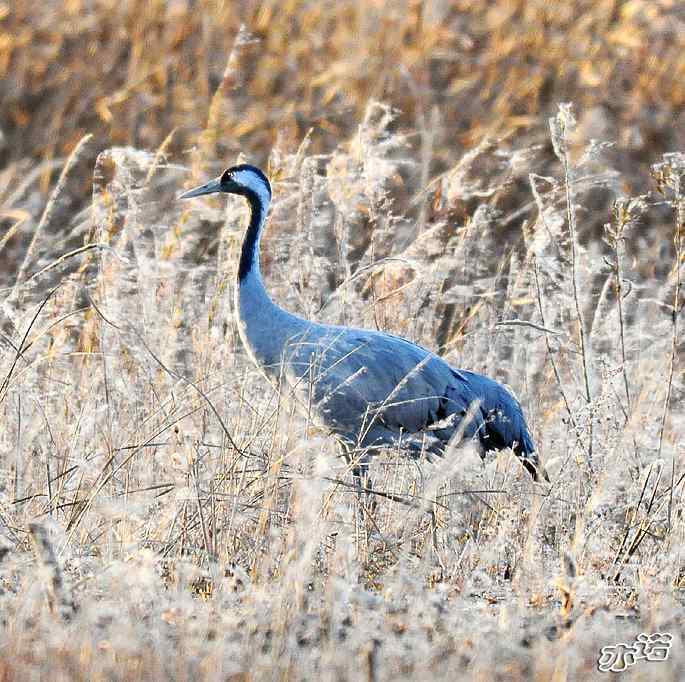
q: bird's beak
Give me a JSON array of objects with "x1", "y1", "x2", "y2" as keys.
[{"x1": 178, "y1": 176, "x2": 222, "y2": 199}]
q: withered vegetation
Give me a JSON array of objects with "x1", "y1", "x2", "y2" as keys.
[{"x1": 1, "y1": 2, "x2": 685, "y2": 679}]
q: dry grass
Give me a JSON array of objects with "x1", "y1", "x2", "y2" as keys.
[{"x1": 1, "y1": 1, "x2": 685, "y2": 680}]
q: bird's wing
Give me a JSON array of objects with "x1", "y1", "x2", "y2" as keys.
[
  {"x1": 281, "y1": 325, "x2": 534, "y2": 454},
  {"x1": 283, "y1": 326, "x2": 472, "y2": 438},
  {"x1": 280, "y1": 323, "x2": 541, "y2": 477}
]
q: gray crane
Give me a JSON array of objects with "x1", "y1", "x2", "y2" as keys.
[{"x1": 180, "y1": 164, "x2": 548, "y2": 495}]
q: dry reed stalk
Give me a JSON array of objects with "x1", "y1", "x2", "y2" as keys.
[
  {"x1": 549, "y1": 106, "x2": 594, "y2": 466},
  {"x1": 14, "y1": 134, "x2": 93, "y2": 288}
]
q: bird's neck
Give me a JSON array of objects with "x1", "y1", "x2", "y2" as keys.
[
  {"x1": 237, "y1": 192, "x2": 265, "y2": 282},
  {"x1": 234, "y1": 192, "x2": 308, "y2": 375},
  {"x1": 236, "y1": 191, "x2": 273, "y2": 309}
]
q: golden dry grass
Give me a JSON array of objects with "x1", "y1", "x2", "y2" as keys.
[{"x1": 1, "y1": 1, "x2": 685, "y2": 680}]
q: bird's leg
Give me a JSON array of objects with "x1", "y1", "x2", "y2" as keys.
[
  {"x1": 341, "y1": 444, "x2": 384, "y2": 548},
  {"x1": 352, "y1": 458, "x2": 377, "y2": 515},
  {"x1": 338, "y1": 441, "x2": 371, "y2": 507},
  {"x1": 337, "y1": 443, "x2": 370, "y2": 557}
]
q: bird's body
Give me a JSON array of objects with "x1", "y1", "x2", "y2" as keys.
[{"x1": 181, "y1": 165, "x2": 546, "y2": 481}]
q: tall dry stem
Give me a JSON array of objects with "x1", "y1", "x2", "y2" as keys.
[{"x1": 549, "y1": 104, "x2": 594, "y2": 465}]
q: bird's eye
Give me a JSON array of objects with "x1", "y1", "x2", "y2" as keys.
[{"x1": 220, "y1": 170, "x2": 233, "y2": 184}]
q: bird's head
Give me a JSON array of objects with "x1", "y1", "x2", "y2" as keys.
[{"x1": 179, "y1": 164, "x2": 271, "y2": 206}]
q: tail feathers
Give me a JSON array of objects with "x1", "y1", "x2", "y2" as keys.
[{"x1": 520, "y1": 452, "x2": 549, "y2": 482}]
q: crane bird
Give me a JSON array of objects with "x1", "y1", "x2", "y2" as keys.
[{"x1": 180, "y1": 164, "x2": 548, "y2": 496}]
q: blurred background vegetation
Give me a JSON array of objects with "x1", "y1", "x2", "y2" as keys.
[
  {"x1": 3, "y1": 0, "x2": 684, "y2": 197},
  {"x1": 2, "y1": 2, "x2": 685, "y2": 679},
  {"x1": 3, "y1": 0, "x2": 684, "y2": 334}
]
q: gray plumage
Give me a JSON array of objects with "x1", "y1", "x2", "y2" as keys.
[{"x1": 180, "y1": 164, "x2": 547, "y2": 481}]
